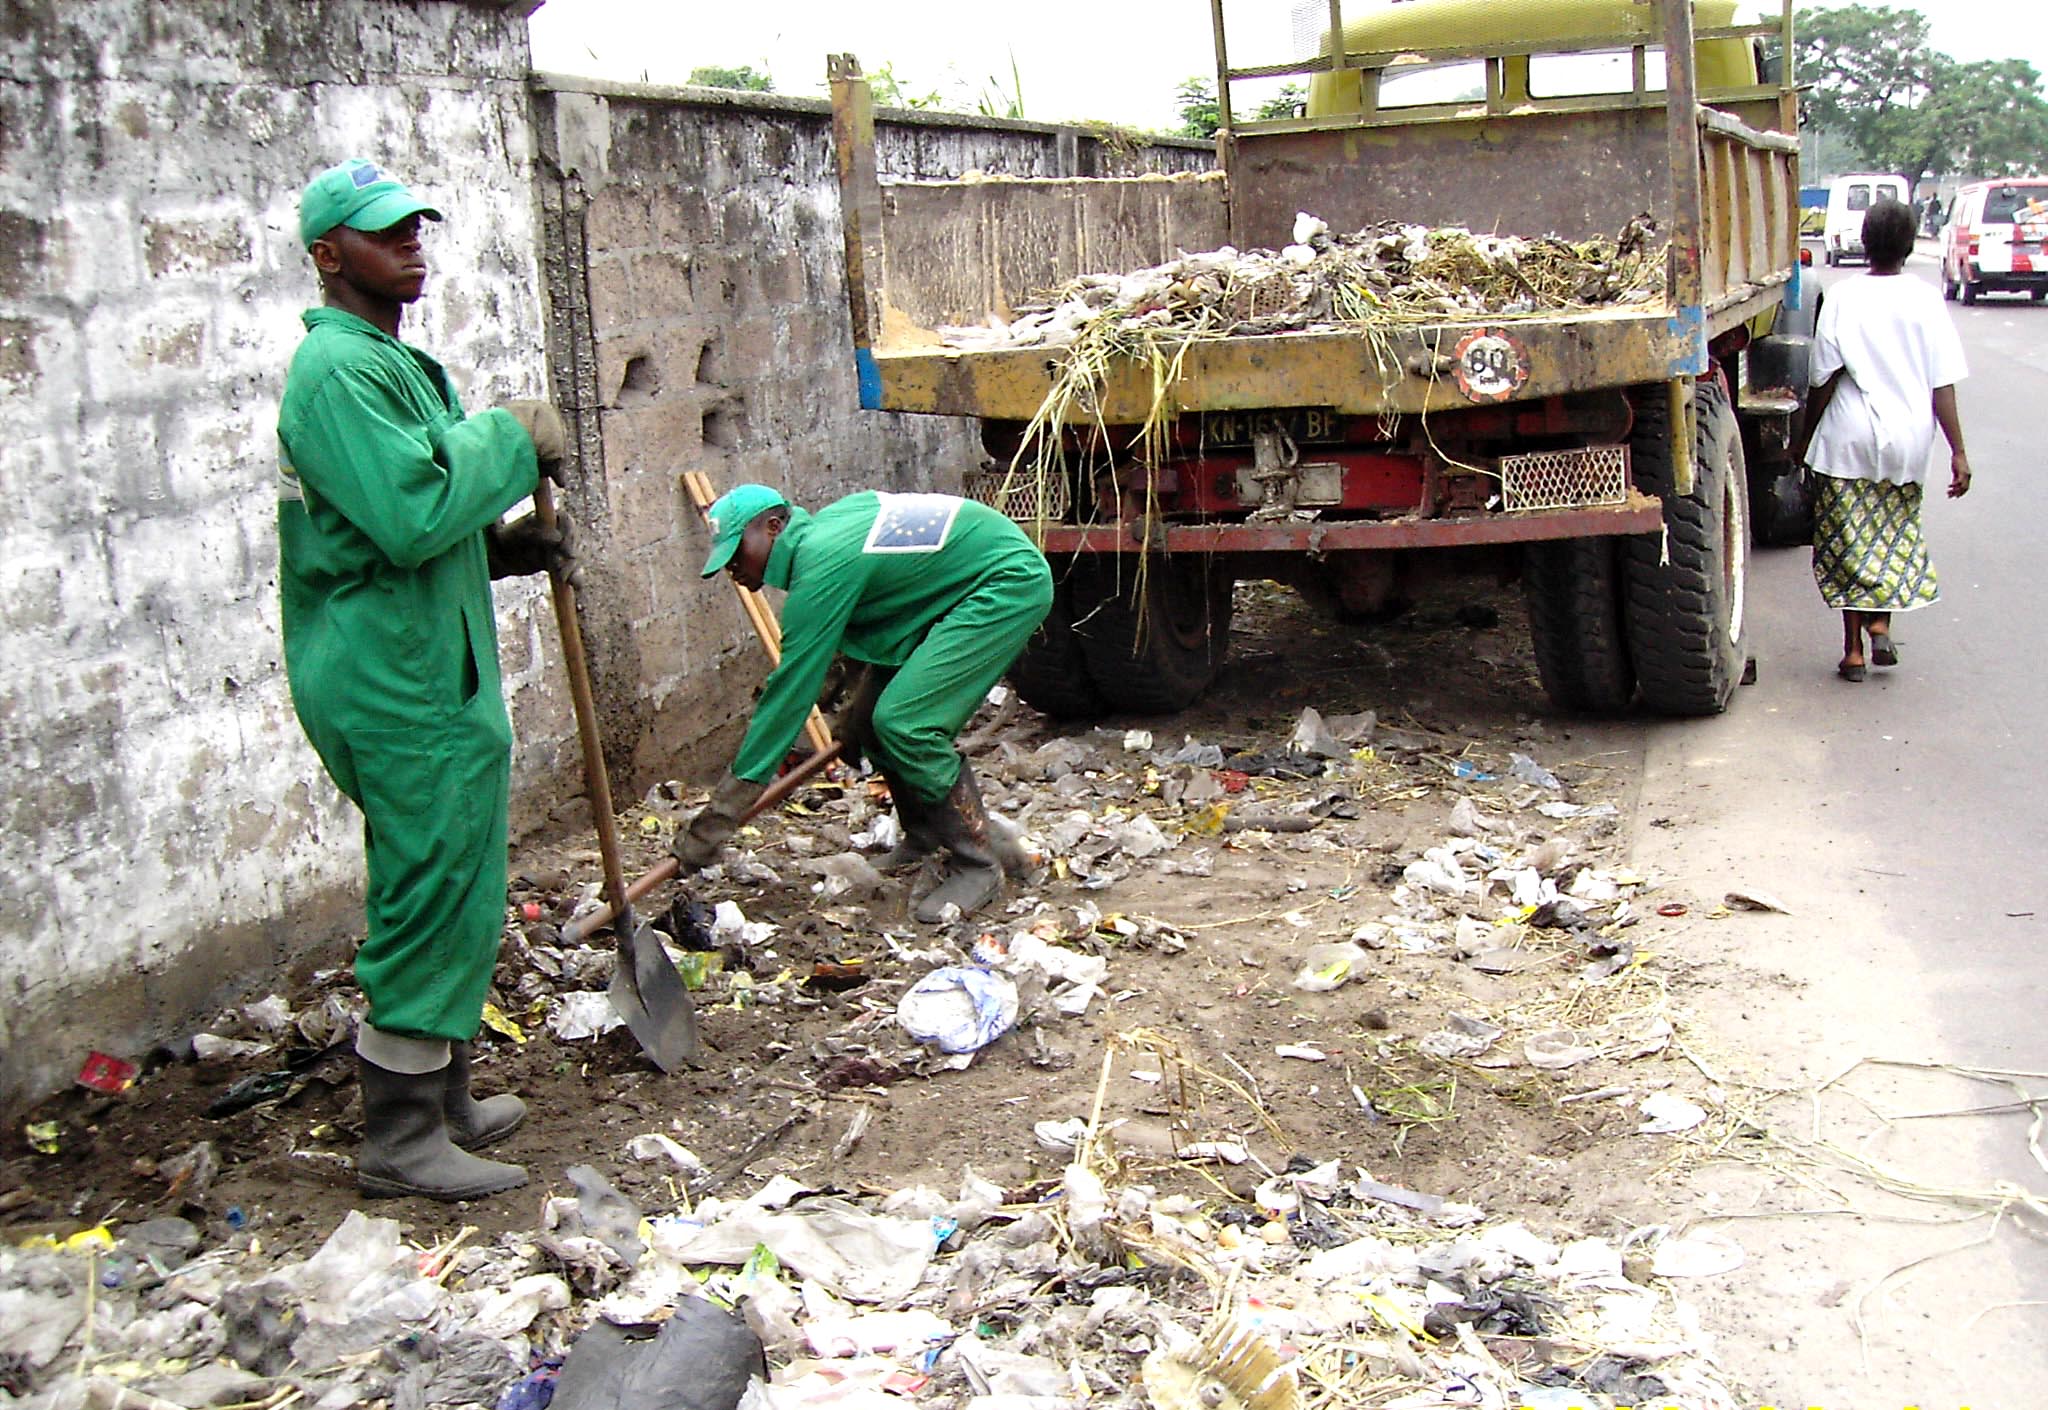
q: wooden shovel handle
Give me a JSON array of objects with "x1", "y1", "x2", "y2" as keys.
[{"x1": 560, "y1": 740, "x2": 845, "y2": 943}]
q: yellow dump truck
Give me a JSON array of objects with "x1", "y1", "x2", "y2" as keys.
[{"x1": 829, "y1": 0, "x2": 1811, "y2": 718}]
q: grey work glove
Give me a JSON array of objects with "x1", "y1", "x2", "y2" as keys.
[
  {"x1": 486, "y1": 509, "x2": 580, "y2": 587},
  {"x1": 672, "y1": 769, "x2": 768, "y2": 873},
  {"x1": 500, "y1": 399, "x2": 568, "y2": 482}
]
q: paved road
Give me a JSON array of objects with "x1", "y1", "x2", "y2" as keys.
[{"x1": 1628, "y1": 243, "x2": 2047, "y2": 1404}]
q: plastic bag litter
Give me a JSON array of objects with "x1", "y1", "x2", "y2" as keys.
[
  {"x1": 1448, "y1": 797, "x2": 1502, "y2": 837},
  {"x1": 713, "y1": 900, "x2": 778, "y2": 947},
  {"x1": 897, "y1": 968, "x2": 1018, "y2": 1054},
  {"x1": 803, "y1": 852, "x2": 887, "y2": 900},
  {"x1": 1402, "y1": 849, "x2": 1474, "y2": 896},
  {"x1": 1167, "y1": 739, "x2": 1226, "y2": 767},
  {"x1": 458, "y1": 1273, "x2": 570, "y2": 1339},
  {"x1": 1523, "y1": 1028, "x2": 1600, "y2": 1070},
  {"x1": 241, "y1": 994, "x2": 295, "y2": 1034},
  {"x1": 192, "y1": 1033, "x2": 276, "y2": 1061},
  {"x1": 1724, "y1": 888, "x2": 1792, "y2": 914},
  {"x1": 1293, "y1": 941, "x2": 1369, "y2": 992},
  {"x1": 1034, "y1": 1117, "x2": 1090, "y2": 1152},
  {"x1": 1649, "y1": 1230, "x2": 1745, "y2": 1277},
  {"x1": 551, "y1": 1296, "x2": 766, "y2": 1410},
  {"x1": 549, "y1": 991, "x2": 624, "y2": 1041},
  {"x1": 1418, "y1": 1013, "x2": 1504, "y2": 1060},
  {"x1": 1287, "y1": 707, "x2": 1348, "y2": 760},
  {"x1": 1637, "y1": 1093, "x2": 1708, "y2": 1134},
  {"x1": 1110, "y1": 814, "x2": 1174, "y2": 859},
  {"x1": 663, "y1": 1199, "x2": 935, "y2": 1303},
  {"x1": 1508, "y1": 752, "x2": 1564, "y2": 790},
  {"x1": 1001, "y1": 935, "x2": 1108, "y2": 1016},
  {"x1": 1536, "y1": 800, "x2": 1618, "y2": 820},
  {"x1": 804, "y1": 1307, "x2": 952, "y2": 1358},
  {"x1": 627, "y1": 1133, "x2": 709, "y2": 1178},
  {"x1": 563, "y1": 1165, "x2": 647, "y2": 1269}
]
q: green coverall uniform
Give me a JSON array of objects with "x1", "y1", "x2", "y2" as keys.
[
  {"x1": 277, "y1": 307, "x2": 538, "y2": 1041},
  {"x1": 732, "y1": 492, "x2": 1053, "y2": 801}
]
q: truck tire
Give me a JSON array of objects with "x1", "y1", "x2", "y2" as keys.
[
  {"x1": 1523, "y1": 536, "x2": 1635, "y2": 715},
  {"x1": 1961, "y1": 275, "x2": 1979, "y2": 305},
  {"x1": 1006, "y1": 565, "x2": 1110, "y2": 719},
  {"x1": 1621, "y1": 377, "x2": 1751, "y2": 716},
  {"x1": 1073, "y1": 555, "x2": 1233, "y2": 714}
]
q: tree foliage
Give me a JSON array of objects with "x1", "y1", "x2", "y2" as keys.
[
  {"x1": 1174, "y1": 78, "x2": 1220, "y2": 139},
  {"x1": 687, "y1": 64, "x2": 773, "y2": 92},
  {"x1": 1795, "y1": 4, "x2": 2048, "y2": 184}
]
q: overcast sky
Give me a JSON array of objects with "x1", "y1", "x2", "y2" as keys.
[{"x1": 528, "y1": 2, "x2": 2048, "y2": 133}]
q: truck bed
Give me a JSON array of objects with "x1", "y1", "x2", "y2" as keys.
[{"x1": 843, "y1": 106, "x2": 1799, "y2": 422}]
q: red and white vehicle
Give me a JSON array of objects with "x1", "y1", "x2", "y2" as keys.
[{"x1": 1942, "y1": 177, "x2": 2048, "y2": 304}]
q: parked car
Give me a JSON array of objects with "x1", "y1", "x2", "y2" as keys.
[
  {"x1": 1822, "y1": 173, "x2": 1908, "y2": 265},
  {"x1": 1941, "y1": 177, "x2": 2048, "y2": 304}
]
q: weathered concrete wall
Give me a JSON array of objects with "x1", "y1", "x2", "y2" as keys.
[
  {"x1": 0, "y1": 0, "x2": 551, "y2": 1112},
  {"x1": 529, "y1": 77, "x2": 1213, "y2": 786},
  {"x1": 0, "y1": 20, "x2": 1211, "y2": 1111}
]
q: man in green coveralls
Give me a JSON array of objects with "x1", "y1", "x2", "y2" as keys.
[
  {"x1": 277, "y1": 160, "x2": 570, "y2": 1200},
  {"x1": 673, "y1": 485, "x2": 1052, "y2": 922}
]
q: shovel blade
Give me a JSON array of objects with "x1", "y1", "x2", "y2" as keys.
[{"x1": 607, "y1": 909, "x2": 704, "y2": 1072}]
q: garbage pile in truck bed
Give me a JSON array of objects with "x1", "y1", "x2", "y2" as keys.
[{"x1": 940, "y1": 213, "x2": 1667, "y2": 354}]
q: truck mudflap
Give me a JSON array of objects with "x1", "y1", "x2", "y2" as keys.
[{"x1": 1029, "y1": 497, "x2": 1663, "y2": 556}]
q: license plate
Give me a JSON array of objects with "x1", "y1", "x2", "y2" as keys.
[{"x1": 1199, "y1": 408, "x2": 1342, "y2": 447}]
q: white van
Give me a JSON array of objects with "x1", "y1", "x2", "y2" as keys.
[{"x1": 1823, "y1": 173, "x2": 1910, "y2": 265}]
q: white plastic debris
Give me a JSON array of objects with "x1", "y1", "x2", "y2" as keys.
[
  {"x1": 1287, "y1": 707, "x2": 1348, "y2": 760},
  {"x1": 1650, "y1": 1231, "x2": 1746, "y2": 1278},
  {"x1": 1638, "y1": 1092, "x2": 1709, "y2": 1134},
  {"x1": 896, "y1": 968, "x2": 1019, "y2": 1054},
  {"x1": 192, "y1": 1034, "x2": 275, "y2": 1061},
  {"x1": 1034, "y1": 1118, "x2": 1090, "y2": 1152},
  {"x1": 1293, "y1": 941, "x2": 1369, "y2": 992},
  {"x1": 549, "y1": 991, "x2": 624, "y2": 1040},
  {"x1": 241, "y1": 994, "x2": 295, "y2": 1034},
  {"x1": 1418, "y1": 1013, "x2": 1504, "y2": 1060},
  {"x1": 1110, "y1": 814, "x2": 1174, "y2": 859},
  {"x1": 1536, "y1": 801, "x2": 1618, "y2": 820},
  {"x1": 1121, "y1": 729, "x2": 1153, "y2": 752},
  {"x1": 1448, "y1": 797, "x2": 1502, "y2": 837},
  {"x1": 713, "y1": 899, "x2": 778, "y2": 947},
  {"x1": 627, "y1": 1133, "x2": 710, "y2": 1177},
  {"x1": 1275, "y1": 1043, "x2": 1329, "y2": 1062},
  {"x1": 1523, "y1": 1029, "x2": 1600, "y2": 1070},
  {"x1": 1508, "y1": 752, "x2": 1564, "y2": 791}
]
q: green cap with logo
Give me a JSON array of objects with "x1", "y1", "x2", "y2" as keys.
[
  {"x1": 298, "y1": 159, "x2": 443, "y2": 249},
  {"x1": 701, "y1": 484, "x2": 790, "y2": 578}
]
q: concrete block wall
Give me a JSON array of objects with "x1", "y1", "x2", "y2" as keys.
[
  {"x1": 530, "y1": 78, "x2": 1213, "y2": 788},
  {"x1": 0, "y1": 0, "x2": 551, "y2": 1111},
  {"x1": 0, "y1": 17, "x2": 1210, "y2": 1109}
]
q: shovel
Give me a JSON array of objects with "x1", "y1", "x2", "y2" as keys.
[
  {"x1": 562, "y1": 739, "x2": 844, "y2": 946},
  {"x1": 534, "y1": 475, "x2": 702, "y2": 1072}
]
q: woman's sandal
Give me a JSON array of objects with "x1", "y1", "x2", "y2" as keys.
[
  {"x1": 1868, "y1": 633, "x2": 1898, "y2": 668},
  {"x1": 1837, "y1": 660, "x2": 1867, "y2": 682}
]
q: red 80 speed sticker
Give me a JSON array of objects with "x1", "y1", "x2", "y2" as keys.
[{"x1": 1451, "y1": 327, "x2": 1531, "y2": 403}]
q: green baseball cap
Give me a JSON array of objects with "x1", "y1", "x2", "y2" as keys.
[
  {"x1": 701, "y1": 484, "x2": 789, "y2": 577},
  {"x1": 298, "y1": 159, "x2": 442, "y2": 249}
]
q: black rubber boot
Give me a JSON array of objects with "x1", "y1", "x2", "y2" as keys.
[
  {"x1": 913, "y1": 762, "x2": 1004, "y2": 923},
  {"x1": 873, "y1": 764, "x2": 939, "y2": 872},
  {"x1": 443, "y1": 1042, "x2": 525, "y2": 1150},
  {"x1": 358, "y1": 1057, "x2": 528, "y2": 1201}
]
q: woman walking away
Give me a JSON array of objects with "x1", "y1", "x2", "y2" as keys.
[{"x1": 1794, "y1": 197, "x2": 1972, "y2": 682}]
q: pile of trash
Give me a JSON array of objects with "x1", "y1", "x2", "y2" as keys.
[
  {"x1": 1, "y1": 1110, "x2": 1743, "y2": 1410},
  {"x1": 941, "y1": 212, "x2": 1667, "y2": 353}
]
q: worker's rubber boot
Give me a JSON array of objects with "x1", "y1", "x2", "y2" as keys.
[
  {"x1": 443, "y1": 1042, "x2": 525, "y2": 1150},
  {"x1": 872, "y1": 764, "x2": 940, "y2": 873},
  {"x1": 913, "y1": 763, "x2": 1004, "y2": 923},
  {"x1": 358, "y1": 1057, "x2": 528, "y2": 1201}
]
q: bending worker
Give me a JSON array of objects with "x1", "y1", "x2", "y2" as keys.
[
  {"x1": 278, "y1": 160, "x2": 571, "y2": 1201},
  {"x1": 674, "y1": 485, "x2": 1052, "y2": 921}
]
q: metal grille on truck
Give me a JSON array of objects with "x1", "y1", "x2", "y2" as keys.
[
  {"x1": 1498, "y1": 445, "x2": 1630, "y2": 513},
  {"x1": 965, "y1": 467, "x2": 1070, "y2": 522}
]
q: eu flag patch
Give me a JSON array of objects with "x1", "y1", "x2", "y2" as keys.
[{"x1": 863, "y1": 493, "x2": 964, "y2": 554}]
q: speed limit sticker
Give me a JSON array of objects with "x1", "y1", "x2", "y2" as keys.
[{"x1": 1451, "y1": 328, "x2": 1530, "y2": 402}]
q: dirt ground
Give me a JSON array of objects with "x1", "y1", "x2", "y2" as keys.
[{"x1": 2, "y1": 574, "x2": 1709, "y2": 1273}]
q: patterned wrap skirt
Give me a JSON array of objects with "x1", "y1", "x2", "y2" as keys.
[{"x1": 1811, "y1": 472, "x2": 1940, "y2": 612}]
